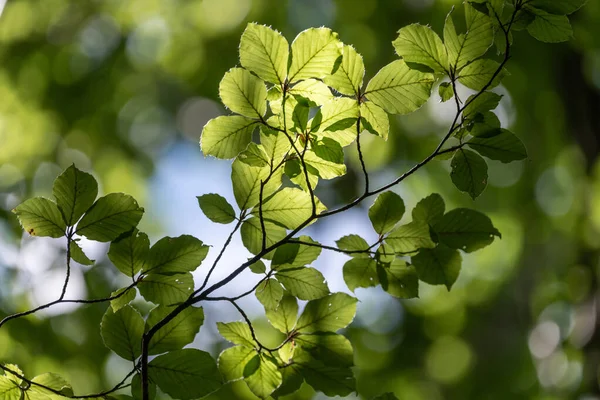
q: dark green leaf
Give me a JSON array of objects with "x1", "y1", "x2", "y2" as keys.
[
  {"x1": 372, "y1": 393, "x2": 400, "y2": 400},
  {"x1": 108, "y1": 230, "x2": 150, "y2": 277},
  {"x1": 12, "y1": 197, "x2": 66, "y2": 238},
  {"x1": 295, "y1": 332, "x2": 353, "y2": 367},
  {"x1": 458, "y1": 59, "x2": 505, "y2": 91},
  {"x1": 526, "y1": 7, "x2": 573, "y2": 43},
  {"x1": 434, "y1": 208, "x2": 501, "y2": 252},
  {"x1": 249, "y1": 259, "x2": 267, "y2": 274},
  {"x1": 412, "y1": 244, "x2": 462, "y2": 290},
  {"x1": 276, "y1": 266, "x2": 329, "y2": 300},
  {"x1": 52, "y1": 165, "x2": 98, "y2": 225},
  {"x1": 100, "y1": 305, "x2": 144, "y2": 361},
  {"x1": 412, "y1": 193, "x2": 445, "y2": 225},
  {"x1": 271, "y1": 365, "x2": 304, "y2": 398},
  {"x1": 296, "y1": 293, "x2": 357, "y2": 333},
  {"x1": 450, "y1": 149, "x2": 488, "y2": 199},
  {"x1": 529, "y1": 0, "x2": 586, "y2": 15},
  {"x1": 377, "y1": 259, "x2": 419, "y2": 299},
  {"x1": 131, "y1": 373, "x2": 156, "y2": 400},
  {"x1": 146, "y1": 305, "x2": 204, "y2": 355},
  {"x1": 343, "y1": 257, "x2": 378, "y2": 292},
  {"x1": 144, "y1": 235, "x2": 209, "y2": 275},
  {"x1": 294, "y1": 349, "x2": 355, "y2": 397},
  {"x1": 385, "y1": 221, "x2": 435, "y2": 253},
  {"x1": 69, "y1": 240, "x2": 94, "y2": 265},
  {"x1": 467, "y1": 129, "x2": 527, "y2": 162},
  {"x1": 271, "y1": 236, "x2": 321, "y2": 268},
  {"x1": 197, "y1": 193, "x2": 236, "y2": 224},
  {"x1": 463, "y1": 92, "x2": 502, "y2": 119},
  {"x1": 138, "y1": 272, "x2": 194, "y2": 305},
  {"x1": 336, "y1": 234, "x2": 370, "y2": 257},
  {"x1": 368, "y1": 191, "x2": 405, "y2": 235}
]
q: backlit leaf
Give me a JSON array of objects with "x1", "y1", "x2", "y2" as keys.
[
  {"x1": 218, "y1": 346, "x2": 256, "y2": 382},
  {"x1": 368, "y1": 191, "x2": 405, "y2": 235},
  {"x1": 240, "y1": 217, "x2": 287, "y2": 258},
  {"x1": 256, "y1": 278, "x2": 284, "y2": 310},
  {"x1": 146, "y1": 305, "x2": 204, "y2": 355},
  {"x1": 12, "y1": 197, "x2": 66, "y2": 238},
  {"x1": 217, "y1": 322, "x2": 255, "y2": 348},
  {"x1": 433, "y1": 208, "x2": 501, "y2": 252},
  {"x1": 457, "y1": 59, "x2": 505, "y2": 91},
  {"x1": 467, "y1": 129, "x2": 527, "y2": 162},
  {"x1": 144, "y1": 235, "x2": 209, "y2": 275},
  {"x1": 360, "y1": 101, "x2": 389, "y2": 140},
  {"x1": 244, "y1": 354, "x2": 282, "y2": 399},
  {"x1": 108, "y1": 230, "x2": 149, "y2": 277},
  {"x1": 240, "y1": 23, "x2": 289, "y2": 85},
  {"x1": 393, "y1": 24, "x2": 448, "y2": 73},
  {"x1": 450, "y1": 149, "x2": 488, "y2": 199},
  {"x1": 219, "y1": 68, "x2": 267, "y2": 118},
  {"x1": 412, "y1": 193, "x2": 445, "y2": 226},
  {"x1": 200, "y1": 116, "x2": 258, "y2": 159},
  {"x1": 412, "y1": 244, "x2": 462, "y2": 290},
  {"x1": 197, "y1": 193, "x2": 236, "y2": 224},
  {"x1": 385, "y1": 221, "x2": 435, "y2": 253},
  {"x1": 100, "y1": 305, "x2": 144, "y2": 361},
  {"x1": 323, "y1": 45, "x2": 364, "y2": 96},
  {"x1": 343, "y1": 257, "x2": 378, "y2": 291},
  {"x1": 266, "y1": 294, "x2": 298, "y2": 334},
  {"x1": 138, "y1": 272, "x2": 194, "y2": 305},
  {"x1": 276, "y1": 266, "x2": 329, "y2": 300},
  {"x1": 288, "y1": 27, "x2": 342, "y2": 83},
  {"x1": 378, "y1": 259, "x2": 419, "y2": 299},
  {"x1": 526, "y1": 7, "x2": 573, "y2": 43},
  {"x1": 52, "y1": 165, "x2": 98, "y2": 225},
  {"x1": 253, "y1": 187, "x2": 325, "y2": 229},
  {"x1": 296, "y1": 293, "x2": 357, "y2": 333}
]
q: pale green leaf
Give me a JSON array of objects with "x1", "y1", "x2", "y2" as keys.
[
  {"x1": 467, "y1": 111, "x2": 502, "y2": 137},
  {"x1": 256, "y1": 278, "x2": 284, "y2": 310},
  {"x1": 110, "y1": 287, "x2": 136, "y2": 312},
  {"x1": 526, "y1": 7, "x2": 573, "y2": 43},
  {"x1": 218, "y1": 345, "x2": 256, "y2": 382},
  {"x1": 219, "y1": 68, "x2": 267, "y2": 118},
  {"x1": 438, "y1": 82, "x2": 454, "y2": 102},
  {"x1": 243, "y1": 354, "x2": 282, "y2": 399},
  {"x1": 69, "y1": 240, "x2": 94, "y2": 265},
  {"x1": 288, "y1": 27, "x2": 342, "y2": 83},
  {"x1": 197, "y1": 193, "x2": 236, "y2": 224},
  {"x1": 100, "y1": 305, "x2": 144, "y2": 361},
  {"x1": 237, "y1": 143, "x2": 270, "y2": 167},
  {"x1": 467, "y1": 129, "x2": 527, "y2": 162},
  {"x1": 271, "y1": 364, "x2": 304, "y2": 398},
  {"x1": 285, "y1": 158, "x2": 320, "y2": 192},
  {"x1": 323, "y1": 45, "x2": 364, "y2": 96},
  {"x1": 30, "y1": 373, "x2": 73, "y2": 397},
  {"x1": 266, "y1": 294, "x2": 298, "y2": 334},
  {"x1": 76, "y1": 193, "x2": 144, "y2": 242},
  {"x1": 260, "y1": 125, "x2": 292, "y2": 166},
  {"x1": 200, "y1": 116, "x2": 258, "y2": 159},
  {"x1": 231, "y1": 155, "x2": 283, "y2": 210},
  {"x1": 276, "y1": 266, "x2": 329, "y2": 300},
  {"x1": 458, "y1": 59, "x2": 505, "y2": 91},
  {"x1": 289, "y1": 79, "x2": 334, "y2": 105},
  {"x1": 249, "y1": 259, "x2": 267, "y2": 274},
  {"x1": 369, "y1": 191, "x2": 405, "y2": 235},
  {"x1": 240, "y1": 23, "x2": 289, "y2": 85},
  {"x1": 296, "y1": 293, "x2": 357, "y2": 333},
  {"x1": 217, "y1": 322, "x2": 255, "y2": 348},
  {"x1": 148, "y1": 349, "x2": 222, "y2": 400},
  {"x1": 412, "y1": 244, "x2": 462, "y2": 290},
  {"x1": 0, "y1": 377, "x2": 21, "y2": 400},
  {"x1": 343, "y1": 257, "x2": 378, "y2": 291},
  {"x1": 312, "y1": 97, "x2": 359, "y2": 146},
  {"x1": 385, "y1": 221, "x2": 435, "y2": 253},
  {"x1": 144, "y1": 235, "x2": 209, "y2": 275},
  {"x1": 360, "y1": 101, "x2": 389, "y2": 140},
  {"x1": 146, "y1": 305, "x2": 204, "y2": 355},
  {"x1": 393, "y1": 24, "x2": 448, "y2": 73},
  {"x1": 433, "y1": 208, "x2": 501, "y2": 252},
  {"x1": 138, "y1": 272, "x2": 194, "y2": 305},
  {"x1": 444, "y1": 5, "x2": 494, "y2": 71},
  {"x1": 108, "y1": 230, "x2": 149, "y2": 277},
  {"x1": 378, "y1": 259, "x2": 419, "y2": 298},
  {"x1": 252, "y1": 187, "x2": 325, "y2": 229},
  {"x1": 12, "y1": 197, "x2": 66, "y2": 238},
  {"x1": 240, "y1": 217, "x2": 287, "y2": 258},
  {"x1": 450, "y1": 149, "x2": 488, "y2": 199},
  {"x1": 52, "y1": 165, "x2": 98, "y2": 225},
  {"x1": 336, "y1": 234, "x2": 370, "y2": 257},
  {"x1": 304, "y1": 138, "x2": 347, "y2": 179},
  {"x1": 364, "y1": 60, "x2": 434, "y2": 115}
]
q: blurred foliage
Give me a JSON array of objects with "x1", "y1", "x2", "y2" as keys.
[{"x1": 1, "y1": 0, "x2": 600, "y2": 399}]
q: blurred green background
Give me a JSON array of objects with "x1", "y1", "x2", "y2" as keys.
[{"x1": 1, "y1": 0, "x2": 600, "y2": 399}]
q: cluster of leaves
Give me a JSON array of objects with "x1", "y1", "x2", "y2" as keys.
[{"x1": 2, "y1": 1, "x2": 586, "y2": 400}]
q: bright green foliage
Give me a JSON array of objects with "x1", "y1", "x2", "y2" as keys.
[
  {"x1": 100, "y1": 305, "x2": 144, "y2": 361},
  {"x1": 0, "y1": 377, "x2": 21, "y2": 400},
  {"x1": 138, "y1": 272, "x2": 194, "y2": 305},
  {"x1": 438, "y1": 82, "x2": 454, "y2": 102},
  {"x1": 458, "y1": 59, "x2": 505, "y2": 90},
  {"x1": 240, "y1": 23, "x2": 289, "y2": 85},
  {"x1": 266, "y1": 294, "x2": 298, "y2": 334},
  {"x1": 288, "y1": 27, "x2": 342, "y2": 82},
  {"x1": 244, "y1": 354, "x2": 282, "y2": 399},
  {"x1": 30, "y1": 372, "x2": 74, "y2": 397},
  {"x1": 360, "y1": 101, "x2": 389, "y2": 140},
  {"x1": 108, "y1": 230, "x2": 150, "y2": 276},
  {"x1": 12, "y1": 198, "x2": 66, "y2": 238},
  {"x1": 217, "y1": 322, "x2": 255, "y2": 348},
  {"x1": 144, "y1": 235, "x2": 209, "y2": 275},
  {"x1": 200, "y1": 116, "x2": 257, "y2": 159},
  {"x1": 412, "y1": 245, "x2": 462, "y2": 290},
  {"x1": 69, "y1": 240, "x2": 94, "y2": 265},
  {"x1": 52, "y1": 165, "x2": 98, "y2": 225},
  {"x1": 336, "y1": 234, "x2": 370, "y2": 255},
  {"x1": 434, "y1": 208, "x2": 501, "y2": 252},
  {"x1": 385, "y1": 221, "x2": 436, "y2": 253},
  {"x1": 378, "y1": 259, "x2": 419, "y2": 298},
  {"x1": 249, "y1": 259, "x2": 267, "y2": 274},
  {"x1": 256, "y1": 278, "x2": 284, "y2": 309},
  {"x1": 369, "y1": 191, "x2": 405, "y2": 235},
  {"x1": 146, "y1": 306, "x2": 204, "y2": 355},
  {"x1": 253, "y1": 187, "x2": 326, "y2": 229},
  {"x1": 450, "y1": 149, "x2": 488, "y2": 199},
  {"x1": 110, "y1": 288, "x2": 136, "y2": 312},
  {"x1": 393, "y1": 24, "x2": 448, "y2": 73},
  {"x1": 197, "y1": 193, "x2": 236, "y2": 224},
  {"x1": 218, "y1": 345, "x2": 256, "y2": 381},
  {"x1": 295, "y1": 293, "x2": 357, "y2": 333},
  {"x1": 343, "y1": 257, "x2": 378, "y2": 291},
  {"x1": 275, "y1": 266, "x2": 330, "y2": 300},
  {"x1": 241, "y1": 217, "x2": 287, "y2": 257},
  {"x1": 231, "y1": 156, "x2": 282, "y2": 210},
  {"x1": 219, "y1": 68, "x2": 267, "y2": 119},
  {"x1": 271, "y1": 236, "x2": 321, "y2": 268},
  {"x1": 323, "y1": 45, "x2": 364, "y2": 96},
  {"x1": 148, "y1": 349, "x2": 222, "y2": 400}
]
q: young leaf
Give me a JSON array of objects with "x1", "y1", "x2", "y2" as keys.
[
  {"x1": 368, "y1": 191, "x2": 405, "y2": 235},
  {"x1": 444, "y1": 5, "x2": 494, "y2": 71},
  {"x1": 290, "y1": 79, "x2": 334, "y2": 105},
  {"x1": 529, "y1": 0, "x2": 587, "y2": 15},
  {"x1": 219, "y1": 68, "x2": 267, "y2": 118},
  {"x1": 271, "y1": 236, "x2": 321, "y2": 268},
  {"x1": 256, "y1": 278, "x2": 284, "y2": 310},
  {"x1": 336, "y1": 234, "x2": 370, "y2": 257},
  {"x1": 148, "y1": 349, "x2": 222, "y2": 400},
  {"x1": 304, "y1": 138, "x2": 347, "y2": 178},
  {"x1": 29, "y1": 373, "x2": 74, "y2": 397},
  {"x1": 3, "y1": 365, "x2": 22, "y2": 385},
  {"x1": 450, "y1": 149, "x2": 488, "y2": 199},
  {"x1": 200, "y1": 116, "x2": 258, "y2": 159},
  {"x1": 377, "y1": 259, "x2": 419, "y2": 298},
  {"x1": 295, "y1": 332, "x2": 353, "y2": 367},
  {"x1": 146, "y1": 305, "x2": 204, "y2": 355},
  {"x1": 438, "y1": 82, "x2": 454, "y2": 102},
  {"x1": 457, "y1": 59, "x2": 505, "y2": 91},
  {"x1": 76, "y1": 193, "x2": 144, "y2": 242},
  {"x1": 218, "y1": 345, "x2": 257, "y2": 382},
  {"x1": 52, "y1": 165, "x2": 98, "y2": 225},
  {"x1": 288, "y1": 27, "x2": 342, "y2": 83},
  {"x1": 343, "y1": 257, "x2": 378, "y2": 292},
  {"x1": 0, "y1": 377, "x2": 21, "y2": 400},
  {"x1": 412, "y1": 244, "x2": 462, "y2": 290},
  {"x1": 240, "y1": 217, "x2": 287, "y2": 258},
  {"x1": 110, "y1": 287, "x2": 136, "y2": 312},
  {"x1": 138, "y1": 272, "x2": 194, "y2": 305},
  {"x1": 467, "y1": 129, "x2": 527, "y2": 162},
  {"x1": 385, "y1": 221, "x2": 435, "y2": 253},
  {"x1": 275, "y1": 266, "x2": 330, "y2": 300},
  {"x1": 312, "y1": 97, "x2": 359, "y2": 146},
  {"x1": 433, "y1": 208, "x2": 501, "y2": 252},
  {"x1": 296, "y1": 293, "x2": 357, "y2": 333},
  {"x1": 364, "y1": 60, "x2": 434, "y2": 115},
  {"x1": 197, "y1": 193, "x2": 236, "y2": 224},
  {"x1": 100, "y1": 305, "x2": 144, "y2": 361},
  {"x1": 323, "y1": 44, "x2": 365, "y2": 96},
  {"x1": 526, "y1": 8, "x2": 573, "y2": 43},
  {"x1": 261, "y1": 125, "x2": 292, "y2": 166},
  {"x1": 360, "y1": 101, "x2": 389, "y2": 140},
  {"x1": 69, "y1": 240, "x2": 94, "y2": 265},
  {"x1": 249, "y1": 259, "x2": 267, "y2": 274},
  {"x1": 412, "y1": 193, "x2": 445, "y2": 225},
  {"x1": 243, "y1": 354, "x2": 283, "y2": 399},
  {"x1": 217, "y1": 322, "x2": 255, "y2": 348},
  {"x1": 144, "y1": 235, "x2": 209, "y2": 275},
  {"x1": 393, "y1": 24, "x2": 448, "y2": 73},
  {"x1": 266, "y1": 294, "x2": 298, "y2": 334},
  {"x1": 240, "y1": 23, "x2": 289, "y2": 85},
  {"x1": 231, "y1": 156, "x2": 282, "y2": 210},
  {"x1": 12, "y1": 197, "x2": 66, "y2": 238},
  {"x1": 252, "y1": 187, "x2": 325, "y2": 229},
  {"x1": 108, "y1": 230, "x2": 150, "y2": 277}
]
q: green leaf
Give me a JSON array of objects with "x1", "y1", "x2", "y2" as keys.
[
  {"x1": 271, "y1": 236, "x2": 321, "y2": 268},
  {"x1": 296, "y1": 332, "x2": 353, "y2": 367},
  {"x1": 369, "y1": 191, "x2": 405, "y2": 235},
  {"x1": 271, "y1": 365, "x2": 304, "y2": 398},
  {"x1": 412, "y1": 193, "x2": 445, "y2": 225},
  {"x1": 261, "y1": 125, "x2": 292, "y2": 166},
  {"x1": 249, "y1": 259, "x2": 267, "y2": 274},
  {"x1": 2, "y1": 365, "x2": 22, "y2": 386},
  {"x1": 444, "y1": 5, "x2": 494, "y2": 71},
  {"x1": 240, "y1": 23, "x2": 289, "y2": 85},
  {"x1": 138, "y1": 272, "x2": 194, "y2": 305},
  {"x1": 467, "y1": 129, "x2": 527, "y2": 162},
  {"x1": 76, "y1": 193, "x2": 144, "y2": 242},
  {"x1": 217, "y1": 322, "x2": 255, "y2": 348},
  {"x1": 296, "y1": 293, "x2": 357, "y2": 333},
  {"x1": 200, "y1": 116, "x2": 258, "y2": 160},
  {"x1": 323, "y1": 45, "x2": 364, "y2": 96},
  {"x1": 450, "y1": 149, "x2": 488, "y2": 199},
  {"x1": 343, "y1": 257, "x2": 378, "y2": 292},
  {"x1": 197, "y1": 193, "x2": 236, "y2": 224},
  {"x1": 364, "y1": 60, "x2": 434, "y2": 115},
  {"x1": 336, "y1": 234, "x2": 370, "y2": 257},
  {"x1": 393, "y1": 24, "x2": 448, "y2": 73},
  {"x1": 146, "y1": 305, "x2": 204, "y2": 355},
  {"x1": 412, "y1": 244, "x2": 462, "y2": 290},
  {"x1": 108, "y1": 230, "x2": 150, "y2": 277},
  {"x1": 52, "y1": 165, "x2": 98, "y2": 225},
  {"x1": 285, "y1": 158, "x2": 320, "y2": 192},
  {"x1": 304, "y1": 138, "x2": 347, "y2": 178},
  {"x1": 312, "y1": 97, "x2": 359, "y2": 146},
  {"x1": 378, "y1": 259, "x2": 419, "y2": 299},
  {"x1": 218, "y1": 345, "x2": 257, "y2": 382},
  {"x1": 237, "y1": 142, "x2": 270, "y2": 167},
  {"x1": 373, "y1": 393, "x2": 400, "y2": 400},
  {"x1": 110, "y1": 287, "x2": 136, "y2": 312},
  {"x1": 256, "y1": 278, "x2": 284, "y2": 310},
  {"x1": 30, "y1": 373, "x2": 74, "y2": 397},
  {"x1": 457, "y1": 59, "x2": 505, "y2": 91},
  {"x1": 253, "y1": 187, "x2": 325, "y2": 229},
  {"x1": 526, "y1": 7, "x2": 573, "y2": 43},
  {"x1": 131, "y1": 373, "x2": 156, "y2": 400},
  {"x1": 433, "y1": 208, "x2": 501, "y2": 252},
  {"x1": 468, "y1": 111, "x2": 502, "y2": 137},
  {"x1": 219, "y1": 68, "x2": 267, "y2": 118},
  {"x1": 385, "y1": 221, "x2": 435, "y2": 253},
  {"x1": 529, "y1": 0, "x2": 587, "y2": 15},
  {"x1": 360, "y1": 102, "x2": 389, "y2": 140},
  {"x1": 240, "y1": 217, "x2": 287, "y2": 258},
  {"x1": 0, "y1": 377, "x2": 21, "y2": 400},
  {"x1": 243, "y1": 354, "x2": 282, "y2": 399},
  {"x1": 12, "y1": 197, "x2": 66, "y2": 238},
  {"x1": 288, "y1": 27, "x2": 342, "y2": 83},
  {"x1": 148, "y1": 349, "x2": 222, "y2": 400},
  {"x1": 463, "y1": 92, "x2": 502, "y2": 119},
  {"x1": 276, "y1": 266, "x2": 329, "y2": 300},
  {"x1": 100, "y1": 305, "x2": 144, "y2": 361},
  {"x1": 231, "y1": 155, "x2": 283, "y2": 210},
  {"x1": 69, "y1": 240, "x2": 94, "y2": 265},
  {"x1": 266, "y1": 294, "x2": 298, "y2": 334},
  {"x1": 290, "y1": 79, "x2": 335, "y2": 105},
  {"x1": 277, "y1": 95, "x2": 310, "y2": 134},
  {"x1": 294, "y1": 349, "x2": 355, "y2": 397},
  {"x1": 438, "y1": 82, "x2": 454, "y2": 102},
  {"x1": 144, "y1": 235, "x2": 208, "y2": 275}
]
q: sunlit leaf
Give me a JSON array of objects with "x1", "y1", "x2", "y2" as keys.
[
  {"x1": 0, "y1": 377, "x2": 21, "y2": 400},
  {"x1": 231, "y1": 155, "x2": 283, "y2": 210},
  {"x1": 252, "y1": 187, "x2": 325, "y2": 229},
  {"x1": 360, "y1": 101, "x2": 389, "y2": 140},
  {"x1": 385, "y1": 221, "x2": 435, "y2": 253},
  {"x1": 288, "y1": 27, "x2": 342, "y2": 83},
  {"x1": 217, "y1": 322, "x2": 255, "y2": 348},
  {"x1": 457, "y1": 59, "x2": 505, "y2": 91},
  {"x1": 462, "y1": 91, "x2": 502, "y2": 119},
  {"x1": 197, "y1": 193, "x2": 236, "y2": 224},
  {"x1": 240, "y1": 23, "x2": 289, "y2": 85},
  {"x1": 138, "y1": 272, "x2": 194, "y2": 305},
  {"x1": 146, "y1": 305, "x2": 204, "y2": 355},
  {"x1": 108, "y1": 230, "x2": 150, "y2": 277},
  {"x1": 369, "y1": 191, "x2": 405, "y2": 235},
  {"x1": 243, "y1": 354, "x2": 282, "y2": 399},
  {"x1": 69, "y1": 240, "x2": 94, "y2": 265},
  {"x1": 393, "y1": 24, "x2": 448, "y2": 73},
  {"x1": 240, "y1": 217, "x2": 287, "y2": 258},
  {"x1": 343, "y1": 257, "x2": 378, "y2": 291},
  {"x1": 438, "y1": 82, "x2": 454, "y2": 102},
  {"x1": 266, "y1": 294, "x2": 298, "y2": 334},
  {"x1": 256, "y1": 278, "x2": 284, "y2": 310},
  {"x1": 296, "y1": 293, "x2": 357, "y2": 333},
  {"x1": 12, "y1": 197, "x2": 66, "y2": 238},
  {"x1": 412, "y1": 193, "x2": 445, "y2": 226},
  {"x1": 336, "y1": 234, "x2": 370, "y2": 257},
  {"x1": 467, "y1": 129, "x2": 527, "y2": 162},
  {"x1": 52, "y1": 165, "x2": 98, "y2": 225},
  {"x1": 144, "y1": 235, "x2": 209, "y2": 275},
  {"x1": 200, "y1": 116, "x2": 258, "y2": 159},
  {"x1": 378, "y1": 259, "x2": 419, "y2": 298},
  {"x1": 271, "y1": 236, "x2": 321, "y2": 268},
  {"x1": 304, "y1": 138, "x2": 347, "y2": 179},
  {"x1": 295, "y1": 332, "x2": 353, "y2": 367},
  {"x1": 100, "y1": 305, "x2": 144, "y2": 361},
  {"x1": 289, "y1": 79, "x2": 334, "y2": 105},
  {"x1": 219, "y1": 68, "x2": 267, "y2": 118},
  {"x1": 276, "y1": 266, "x2": 329, "y2": 300},
  {"x1": 218, "y1": 346, "x2": 256, "y2": 382},
  {"x1": 444, "y1": 5, "x2": 494, "y2": 71},
  {"x1": 110, "y1": 287, "x2": 136, "y2": 312},
  {"x1": 312, "y1": 97, "x2": 359, "y2": 146},
  {"x1": 323, "y1": 45, "x2": 364, "y2": 96}
]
